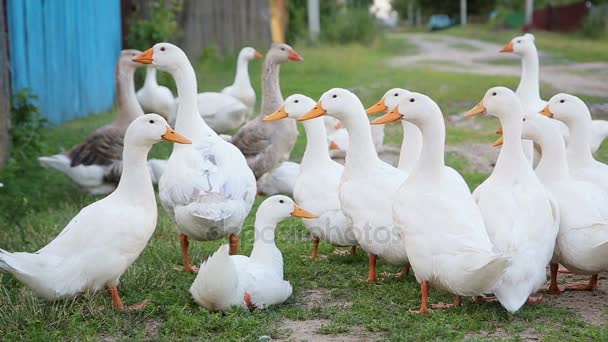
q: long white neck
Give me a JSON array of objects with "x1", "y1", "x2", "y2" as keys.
[
  {"x1": 397, "y1": 120, "x2": 422, "y2": 173},
  {"x1": 253, "y1": 216, "x2": 279, "y2": 245},
  {"x1": 261, "y1": 59, "x2": 283, "y2": 115},
  {"x1": 564, "y1": 112, "x2": 594, "y2": 167},
  {"x1": 494, "y1": 113, "x2": 529, "y2": 179},
  {"x1": 232, "y1": 56, "x2": 251, "y2": 90},
  {"x1": 144, "y1": 67, "x2": 159, "y2": 87},
  {"x1": 342, "y1": 105, "x2": 382, "y2": 172},
  {"x1": 115, "y1": 64, "x2": 143, "y2": 127},
  {"x1": 410, "y1": 107, "x2": 445, "y2": 180},
  {"x1": 113, "y1": 143, "x2": 155, "y2": 205},
  {"x1": 534, "y1": 129, "x2": 569, "y2": 183},
  {"x1": 516, "y1": 49, "x2": 541, "y2": 103},
  {"x1": 301, "y1": 118, "x2": 333, "y2": 172}
]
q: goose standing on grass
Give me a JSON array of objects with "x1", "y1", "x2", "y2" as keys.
[
  {"x1": 264, "y1": 94, "x2": 357, "y2": 258},
  {"x1": 190, "y1": 195, "x2": 315, "y2": 312},
  {"x1": 465, "y1": 87, "x2": 558, "y2": 313},
  {"x1": 373, "y1": 93, "x2": 509, "y2": 314},
  {"x1": 512, "y1": 113, "x2": 608, "y2": 294},
  {"x1": 133, "y1": 43, "x2": 257, "y2": 273},
  {"x1": 231, "y1": 43, "x2": 304, "y2": 179},
  {"x1": 299, "y1": 88, "x2": 409, "y2": 282},
  {"x1": 136, "y1": 66, "x2": 176, "y2": 122},
  {"x1": 367, "y1": 88, "x2": 422, "y2": 173},
  {"x1": 542, "y1": 94, "x2": 608, "y2": 195},
  {"x1": 1, "y1": 114, "x2": 191, "y2": 310},
  {"x1": 39, "y1": 50, "x2": 144, "y2": 195},
  {"x1": 221, "y1": 47, "x2": 264, "y2": 116}
]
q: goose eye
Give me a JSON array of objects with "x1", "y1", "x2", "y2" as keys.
[
  {"x1": 560, "y1": 99, "x2": 565, "y2": 103},
  {"x1": 394, "y1": 93, "x2": 398, "y2": 97},
  {"x1": 523, "y1": 118, "x2": 526, "y2": 121},
  {"x1": 294, "y1": 100, "x2": 299, "y2": 103},
  {"x1": 516, "y1": 40, "x2": 521, "y2": 43},
  {"x1": 332, "y1": 94, "x2": 337, "y2": 98},
  {"x1": 492, "y1": 92, "x2": 497, "y2": 96},
  {"x1": 160, "y1": 47, "x2": 166, "y2": 52},
  {"x1": 149, "y1": 120, "x2": 155, "y2": 124},
  {"x1": 409, "y1": 98, "x2": 415, "y2": 103},
  {"x1": 280, "y1": 47, "x2": 285, "y2": 51},
  {"x1": 279, "y1": 199, "x2": 284, "y2": 203}
]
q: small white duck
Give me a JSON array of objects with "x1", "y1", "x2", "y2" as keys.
[
  {"x1": 221, "y1": 47, "x2": 263, "y2": 116},
  {"x1": 256, "y1": 161, "x2": 300, "y2": 196},
  {"x1": 374, "y1": 92, "x2": 509, "y2": 314},
  {"x1": 0, "y1": 114, "x2": 191, "y2": 310},
  {"x1": 299, "y1": 88, "x2": 409, "y2": 281},
  {"x1": 542, "y1": 94, "x2": 608, "y2": 195},
  {"x1": 190, "y1": 195, "x2": 315, "y2": 312},
  {"x1": 264, "y1": 94, "x2": 357, "y2": 258},
  {"x1": 133, "y1": 43, "x2": 257, "y2": 273},
  {"x1": 515, "y1": 113, "x2": 608, "y2": 294},
  {"x1": 136, "y1": 66, "x2": 176, "y2": 121},
  {"x1": 367, "y1": 88, "x2": 422, "y2": 174},
  {"x1": 465, "y1": 87, "x2": 559, "y2": 313}
]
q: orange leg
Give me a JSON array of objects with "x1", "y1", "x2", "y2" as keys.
[
  {"x1": 179, "y1": 234, "x2": 197, "y2": 273},
  {"x1": 558, "y1": 264, "x2": 572, "y2": 273},
  {"x1": 107, "y1": 287, "x2": 147, "y2": 311},
  {"x1": 395, "y1": 264, "x2": 410, "y2": 278},
  {"x1": 527, "y1": 294, "x2": 544, "y2": 304},
  {"x1": 564, "y1": 274, "x2": 598, "y2": 292},
  {"x1": 410, "y1": 281, "x2": 430, "y2": 314},
  {"x1": 431, "y1": 295, "x2": 463, "y2": 309},
  {"x1": 367, "y1": 253, "x2": 378, "y2": 282},
  {"x1": 311, "y1": 236, "x2": 320, "y2": 259},
  {"x1": 229, "y1": 234, "x2": 239, "y2": 255},
  {"x1": 545, "y1": 262, "x2": 563, "y2": 294}
]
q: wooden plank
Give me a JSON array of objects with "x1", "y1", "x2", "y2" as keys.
[{"x1": 0, "y1": 0, "x2": 11, "y2": 167}]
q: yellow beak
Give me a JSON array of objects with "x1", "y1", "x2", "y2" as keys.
[
  {"x1": 366, "y1": 98, "x2": 388, "y2": 115},
  {"x1": 263, "y1": 106, "x2": 288, "y2": 122},
  {"x1": 493, "y1": 136, "x2": 504, "y2": 147},
  {"x1": 500, "y1": 42, "x2": 514, "y2": 53},
  {"x1": 496, "y1": 127, "x2": 503, "y2": 135},
  {"x1": 371, "y1": 107, "x2": 402, "y2": 125},
  {"x1": 291, "y1": 205, "x2": 317, "y2": 219},
  {"x1": 464, "y1": 101, "x2": 487, "y2": 118},
  {"x1": 133, "y1": 48, "x2": 154, "y2": 64},
  {"x1": 299, "y1": 101, "x2": 327, "y2": 121},
  {"x1": 162, "y1": 127, "x2": 192, "y2": 144},
  {"x1": 540, "y1": 105, "x2": 553, "y2": 118}
]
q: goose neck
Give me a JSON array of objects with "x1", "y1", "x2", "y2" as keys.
[
  {"x1": 410, "y1": 112, "x2": 445, "y2": 179},
  {"x1": 342, "y1": 109, "x2": 381, "y2": 170},
  {"x1": 535, "y1": 130, "x2": 569, "y2": 182},
  {"x1": 516, "y1": 49, "x2": 541, "y2": 102},
  {"x1": 261, "y1": 60, "x2": 282, "y2": 115},
  {"x1": 116, "y1": 64, "x2": 143, "y2": 127},
  {"x1": 565, "y1": 116, "x2": 594, "y2": 166},
  {"x1": 113, "y1": 144, "x2": 155, "y2": 204},
  {"x1": 172, "y1": 63, "x2": 212, "y2": 137},
  {"x1": 397, "y1": 120, "x2": 423, "y2": 173},
  {"x1": 494, "y1": 114, "x2": 528, "y2": 177},
  {"x1": 301, "y1": 119, "x2": 332, "y2": 171},
  {"x1": 144, "y1": 67, "x2": 158, "y2": 87},
  {"x1": 233, "y1": 56, "x2": 251, "y2": 89},
  {"x1": 254, "y1": 217, "x2": 278, "y2": 245}
]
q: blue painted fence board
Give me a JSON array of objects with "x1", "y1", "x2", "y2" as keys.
[{"x1": 7, "y1": 0, "x2": 122, "y2": 124}]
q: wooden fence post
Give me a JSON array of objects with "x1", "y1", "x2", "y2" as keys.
[{"x1": 0, "y1": 0, "x2": 11, "y2": 168}]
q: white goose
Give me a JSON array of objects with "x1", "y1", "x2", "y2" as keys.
[
  {"x1": 375, "y1": 92, "x2": 508, "y2": 314},
  {"x1": 465, "y1": 87, "x2": 558, "y2": 313},
  {"x1": 133, "y1": 43, "x2": 257, "y2": 273},
  {"x1": 367, "y1": 88, "x2": 423, "y2": 173},
  {"x1": 516, "y1": 113, "x2": 608, "y2": 294},
  {"x1": 0, "y1": 114, "x2": 190, "y2": 310},
  {"x1": 542, "y1": 94, "x2": 608, "y2": 195},
  {"x1": 264, "y1": 94, "x2": 357, "y2": 258},
  {"x1": 299, "y1": 88, "x2": 409, "y2": 281},
  {"x1": 136, "y1": 66, "x2": 176, "y2": 121},
  {"x1": 256, "y1": 161, "x2": 300, "y2": 196},
  {"x1": 221, "y1": 47, "x2": 263, "y2": 116},
  {"x1": 190, "y1": 195, "x2": 315, "y2": 312}
]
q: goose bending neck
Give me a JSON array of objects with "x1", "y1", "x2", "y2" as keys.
[
  {"x1": 301, "y1": 119, "x2": 332, "y2": 171},
  {"x1": 535, "y1": 129, "x2": 569, "y2": 182},
  {"x1": 516, "y1": 48, "x2": 541, "y2": 103},
  {"x1": 342, "y1": 106, "x2": 381, "y2": 170},
  {"x1": 398, "y1": 121, "x2": 422, "y2": 173},
  {"x1": 261, "y1": 60, "x2": 282, "y2": 115},
  {"x1": 113, "y1": 143, "x2": 154, "y2": 204},
  {"x1": 411, "y1": 107, "x2": 445, "y2": 179},
  {"x1": 116, "y1": 64, "x2": 142, "y2": 127},
  {"x1": 233, "y1": 55, "x2": 251, "y2": 89},
  {"x1": 494, "y1": 113, "x2": 528, "y2": 178},
  {"x1": 172, "y1": 63, "x2": 213, "y2": 138},
  {"x1": 565, "y1": 112, "x2": 594, "y2": 167}
]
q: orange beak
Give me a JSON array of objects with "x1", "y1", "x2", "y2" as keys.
[
  {"x1": 493, "y1": 136, "x2": 504, "y2": 147},
  {"x1": 495, "y1": 127, "x2": 503, "y2": 135},
  {"x1": 288, "y1": 49, "x2": 304, "y2": 61},
  {"x1": 329, "y1": 141, "x2": 340, "y2": 150},
  {"x1": 299, "y1": 101, "x2": 326, "y2": 121},
  {"x1": 366, "y1": 98, "x2": 388, "y2": 115},
  {"x1": 464, "y1": 102, "x2": 487, "y2": 118},
  {"x1": 133, "y1": 48, "x2": 154, "y2": 64},
  {"x1": 263, "y1": 106, "x2": 288, "y2": 122},
  {"x1": 253, "y1": 50, "x2": 263, "y2": 59},
  {"x1": 540, "y1": 105, "x2": 553, "y2": 118},
  {"x1": 162, "y1": 127, "x2": 192, "y2": 144},
  {"x1": 499, "y1": 42, "x2": 514, "y2": 53},
  {"x1": 371, "y1": 107, "x2": 402, "y2": 125},
  {"x1": 291, "y1": 205, "x2": 317, "y2": 218}
]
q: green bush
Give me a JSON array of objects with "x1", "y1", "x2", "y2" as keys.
[
  {"x1": 9, "y1": 89, "x2": 47, "y2": 162},
  {"x1": 126, "y1": 0, "x2": 183, "y2": 50},
  {"x1": 581, "y1": 4, "x2": 608, "y2": 39}
]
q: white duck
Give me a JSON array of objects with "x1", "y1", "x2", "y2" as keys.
[
  {"x1": 264, "y1": 94, "x2": 357, "y2": 258},
  {"x1": 231, "y1": 43, "x2": 303, "y2": 179},
  {"x1": 136, "y1": 66, "x2": 176, "y2": 121},
  {"x1": 133, "y1": 43, "x2": 257, "y2": 273},
  {"x1": 367, "y1": 88, "x2": 423, "y2": 173},
  {"x1": 514, "y1": 113, "x2": 608, "y2": 294},
  {"x1": 190, "y1": 195, "x2": 315, "y2": 312},
  {"x1": 38, "y1": 50, "x2": 144, "y2": 195},
  {"x1": 465, "y1": 87, "x2": 558, "y2": 313},
  {"x1": 220, "y1": 47, "x2": 263, "y2": 116},
  {"x1": 256, "y1": 161, "x2": 300, "y2": 196},
  {"x1": 299, "y1": 88, "x2": 409, "y2": 281},
  {"x1": 0, "y1": 114, "x2": 190, "y2": 310},
  {"x1": 375, "y1": 92, "x2": 508, "y2": 314},
  {"x1": 542, "y1": 94, "x2": 608, "y2": 195},
  {"x1": 501, "y1": 33, "x2": 607, "y2": 153}
]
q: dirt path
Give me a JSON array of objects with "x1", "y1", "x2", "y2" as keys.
[{"x1": 388, "y1": 33, "x2": 608, "y2": 98}]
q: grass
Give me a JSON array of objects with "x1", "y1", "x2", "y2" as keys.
[{"x1": 2, "y1": 32, "x2": 608, "y2": 340}]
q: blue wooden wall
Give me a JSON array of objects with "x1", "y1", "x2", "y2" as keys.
[{"x1": 7, "y1": 0, "x2": 122, "y2": 124}]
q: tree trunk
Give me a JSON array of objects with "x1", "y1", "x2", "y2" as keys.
[{"x1": 0, "y1": 1, "x2": 11, "y2": 168}]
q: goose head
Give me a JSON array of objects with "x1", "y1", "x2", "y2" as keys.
[
  {"x1": 366, "y1": 88, "x2": 411, "y2": 115},
  {"x1": 371, "y1": 92, "x2": 437, "y2": 127},
  {"x1": 500, "y1": 33, "x2": 536, "y2": 56},
  {"x1": 266, "y1": 43, "x2": 304, "y2": 64},
  {"x1": 299, "y1": 88, "x2": 361, "y2": 122},
  {"x1": 132, "y1": 43, "x2": 188, "y2": 74},
  {"x1": 124, "y1": 113, "x2": 191, "y2": 148},
  {"x1": 465, "y1": 86, "x2": 524, "y2": 122},
  {"x1": 263, "y1": 94, "x2": 316, "y2": 122},
  {"x1": 256, "y1": 195, "x2": 316, "y2": 226},
  {"x1": 541, "y1": 93, "x2": 590, "y2": 125},
  {"x1": 240, "y1": 47, "x2": 263, "y2": 61},
  {"x1": 120, "y1": 49, "x2": 144, "y2": 69}
]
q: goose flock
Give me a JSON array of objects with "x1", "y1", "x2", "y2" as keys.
[{"x1": 2, "y1": 33, "x2": 608, "y2": 316}]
